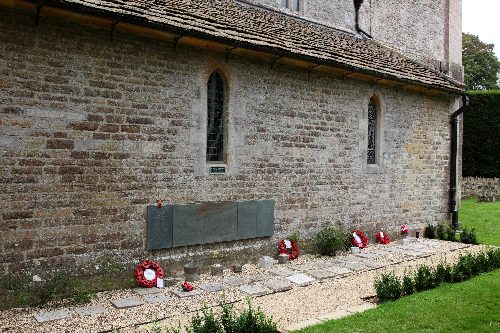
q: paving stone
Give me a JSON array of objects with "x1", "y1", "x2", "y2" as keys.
[
  {"x1": 34, "y1": 309, "x2": 71, "y2": 323},
  {"x1": 264, "y1": 279, "x2": 293, "y2": 292},
  {"x1": 317, "y1": 309, "x2": 352, "y2": 321},
  {"x1": 269, "y1": 267, "x2": 297, "y2": 277},
  {"x1": 74, "y1": 305, "x2": 107, "y2": 317},
  {"x1": 283, "y1": 318, "x2": 323, "y2": 332},
  {"x1": 307, "y1": 269, "x2": 338, "y2": 280},
  {"x1": 325, "y1": 266, "x2": 352, "y2": 276},
  {"x1": 198, "y1": 282, "x2": 225, "y2": 293},
  {"x1": 341, "y1": 257, "x2": 385, "y2": 269},
  {"x1": 223, "y1": 277, "x2": 252, "y2": 287},
  {"x1": 111, "y1": 297, "x2": 144, "y2": 309},
  {"x1": 239, "y1": 284, "x2": 270, "y2": 297},
  {"x1": 247, "y1": 273, "x2": 271, "y2": 282},
  {"x1": 170, "y1": 289, "x2": 201, "y2": 298},
  {"x1": 143, "y1": 294, "x2": 173, "y2": 304},
  {"x1": 345, "y1": 302, "x2": 376, "y2": 313},
  {"x1": 286, "y1": 273, "x2": 315, "y2": 286},
  {"x1": 133, "y1": 287, "x2": 162, "y2": 296},
  {"x1": 292, "y1": 263, "x2": 318, "y2": 271}
]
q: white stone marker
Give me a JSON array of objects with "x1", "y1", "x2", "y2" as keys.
[{"x1": 258, "y1": 256, "x2": 273, "y2": 269}]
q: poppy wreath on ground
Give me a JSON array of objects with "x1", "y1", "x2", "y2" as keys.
[
  {"x1": 375, "y1": 231, "x2": 391, "y2": 245},
  {"x1": 352, "y1": 230, "x2": 369, "y2": 248},
  {"x1": 181, "y1": 281, "x2": 194, "y2": 292},
  {"x1": 278, "y1": 239, "x2": 299, "y2": 260},
  {"x1": 133, "y1": 260, "x2": 164, "y2": 288}
]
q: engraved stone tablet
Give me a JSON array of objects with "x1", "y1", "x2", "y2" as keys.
[
  {"x1": 198, "y1": 282, "x2": 225, "y2": 293},
  {"x1": 264, "y1": 279, "x2": 293, "y2": 292},
  {"x1": 34, "y1": 309, "x2": 71, "y2": 323},
  {"x1": 239, "y1": 284, "x2": 270, "y2": 297},
  {"x1": 74, "y1": 305, "x2": 107, "y2": 317},
  {"x1": 111, "y1": 297, "x2": 144, "y2": 309},
  {"x1": 286, "y1": 274, "x2": 315, "y2": 286}
]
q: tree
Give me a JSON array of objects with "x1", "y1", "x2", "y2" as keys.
[{"x1": 462, "y1": 33, "x2": 500, "y2": 90}]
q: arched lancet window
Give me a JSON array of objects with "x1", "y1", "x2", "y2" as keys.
[
  {"x1": 207, "y1": 71, "x2": 225, "y2": 162},
  {"x1": 367, "y1": 97, "x2": 377, "y2": 164}
]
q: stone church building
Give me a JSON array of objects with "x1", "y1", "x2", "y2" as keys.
[{"x1": 0, "y1": 0, "x2": 464, "y2": 277}]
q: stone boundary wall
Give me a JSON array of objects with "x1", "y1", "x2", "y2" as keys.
[{"x1": 461, "y1": 177, "x2": 500, "y2": 200}]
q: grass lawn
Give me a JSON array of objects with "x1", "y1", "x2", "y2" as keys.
[
  {"x1": 459, "y1": 198, "x2": 500, "y2": 246},
  {"x1": 294, "y1": 199, "x2": 500, "y2": 333},
  {"x1": 294, "y1": 270, "x2": 500, "y2": 333}
]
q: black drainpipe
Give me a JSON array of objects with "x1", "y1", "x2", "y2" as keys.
[
  {"x1": 353, "y1": 0, "x2": 373, "y2": 39},
  {"x1": 449, "y1": 95, "x2": 470, "y2": 229}
]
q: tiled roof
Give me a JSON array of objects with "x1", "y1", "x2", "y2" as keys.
[{"x1": 31, "y1": 0, "x2": 464, "y2": 93}]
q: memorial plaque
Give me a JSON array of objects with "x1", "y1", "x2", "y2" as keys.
[
  {"x1": 286, "y1": 274, "x2": 315, "y2": 286},
  {"x1": 209, "y1": 166, "x2": 226, "y2": 174},
  {"x1": 147, "y1": 205, "x2": 173, "y2": 250}
]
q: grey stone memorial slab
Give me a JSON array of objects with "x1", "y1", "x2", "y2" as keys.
[
  {"x1": 34, "y1": 309, "x2": 71, "y2": 323},
  {"x1": 144, "y1": 294, "x2": 172, "y2": 304},
  {"x1": 170, "y1": 289, "x2": 201, "y2": 298},
  {"x1": 133, "y1": 287, "x2": 162, "y2": 296},
  {"x1": 326, "y1": 266, "x2": 352, "y2": 276},
  {"x1": 307, "y1": 269, "x2": 337, "y2": 281},
  {"x1": 269, "y1": 267, "x2": 297, "y2": 277},
  {"x1": 239, "y1": 284, "x2": 270, "y2": 297},
  {"x1": 264, "y1": 279, "x2": 293, "y2": 292},
  {"x1": 198, "y1": 282, "x2": 225, "y2": 293},
  {"x1": 248, "y1": 273, "x2": 271, "y2": 282},
  {"x1": 172, "y1": 204, "x2": 199, "y2": 246},
  {"x1": 199, "y1": 202, "x2": 238, "y2": 244},
  {"x1": 237, "y1": 200, "x2": 257, "y2": 239},
  {"x1": 111, "y1": 297, "x2": 144, "y2": 309},
  {"x1": 292, "y1": 263, "x2": 318, "y2": 272},
  {"x1": 256, "y1": 200, "x2": 275, "y2": 237},
  {"x1": 147, "y1": 205, "x2": 173, "y2": 250},
  {"x1": 223, "y1": 277, "x2": 252, "y2": 287},
  {"x1": 74, "y1": 305, "x2": 107, "y2": 317},
  {"x1": 286, "y1": 273, "x2": 315, "y2": 286}
]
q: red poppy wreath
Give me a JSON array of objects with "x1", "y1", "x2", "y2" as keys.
[
  {"x1": 133, "y1": 260, "x2": 164, "y2": 288},
  {"x1": 351, "y1": 230, "x2": 369, "y2": 248},
  {"x1": 278, "y1": 239, "x2": 299, "y2": 260},
  {"x1": 375, "y1": 231, "x2": 391, "y2": 245}
]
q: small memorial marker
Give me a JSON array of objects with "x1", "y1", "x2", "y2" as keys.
[
  {"x1": 269, "y1": 267, "x2": 297, "y2": 277},
  {"x1": 198, "y1": 282, "x2": 225, "y2": 293},
  {"x1": 34, "y1": 309, "x2": 71, "y2": 323},
  {"x1": 264, "y1": 279, "x2": 293, "y2": 292},
  {"x1": 223, "y1": 277, "x2": 252, "y2": 287},
  {"x1": 133, "y1": 287, "x2": 162, "y2": 296},
  {"x1": 74, "y1": 305, "x2": 107, "y2": 317},
  {"x1": 307, "y1": 269, "x2": 337, "y2": 281},
  {"x1": 258, "y1": 256, "x2": 273, "y2": 269},
  {"x1": 144, "y1": 294, "x2": 172, "y2": 304},
  {"x1": 239, "y1": 284, "x2": 270, "y2": 297},
  {"x1": 326, "y1": 266, "x2": 352, "y2": 276},
  {"x1": 111, "y1": 297, "x2": 144, "y2": 309},
  {"x1": 286, "y1": 274, "x2": 315, "y2": 286}
]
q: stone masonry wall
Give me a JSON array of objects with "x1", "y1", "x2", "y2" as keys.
[
  {"x1": 0, "y1": 8, "x2": 457, "y2": 277},
  {"x1": 461, "y1": 177, "x2": 500, "y2": 200}
]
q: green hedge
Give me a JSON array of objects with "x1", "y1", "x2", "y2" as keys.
[{"x1": 463, "y1": 90, "x2": 500, "y2": 178}]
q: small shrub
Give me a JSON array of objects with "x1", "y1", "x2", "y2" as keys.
[
  {"x1": 486, "y1": 248, "x2": 500, "y2": 269},
  {"x1": 402, "y1": 274, "x2": 415, "y2": 296},
  {"x1": 445, "y1": 226, "x2": 457, "y2": 242},
  {"x1": 424, "y1": 224, "x2": 436, "y2": 239},
  {"x1": 433, "y1": 262, "x2": 452, "y2": 286},
  {"x1": 414, "y1": 265, "x2": 434, "y2": 292},
  {"x1": 453, "y1": 254, "x2": 474, "y2": 282},
  {"x1": 374, "y1": 273, "x2": 401, "y2": 302},
  {"x1": 313, "y1": 225, "x2": 350, "y2": 256},
  {"x1": 460, "y1": 227, "x2": 478, "y2": 245},
  {"x1": 436, "y1": 224, "x2": 446, "y2": 240}
]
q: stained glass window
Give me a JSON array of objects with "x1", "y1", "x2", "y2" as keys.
[
  {"x1": 281, "y1": 0, "x2": 300, "y2": 11},
  {"x1": 367, "y1": 98, "x2": 377, "y2": 164},
  {"x1": 207, "y1": 72, "x2": 224, "y2": 162}
]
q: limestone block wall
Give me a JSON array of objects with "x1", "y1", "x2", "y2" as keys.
[
  {"x1": 0, "y1": 8, "x2": 457, "y2": 277},
  {"x1": 461, "y1": 177, "x2": 500, "y2": 200}
]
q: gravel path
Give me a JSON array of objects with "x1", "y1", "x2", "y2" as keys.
[{"x1": 0, "y1": 239, "x2": 485, "y2": 333}]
